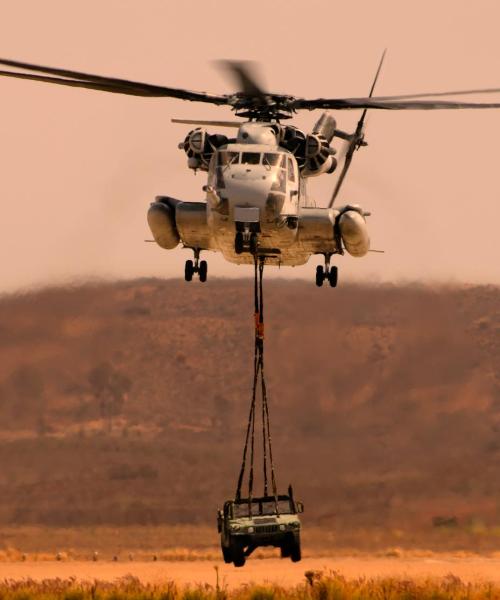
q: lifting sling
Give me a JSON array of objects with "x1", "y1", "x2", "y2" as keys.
[{"x1": 235, "y1": 256, "x2": 278, "y2": 507}]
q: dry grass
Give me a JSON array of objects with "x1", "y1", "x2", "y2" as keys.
[{"x1": 1, "y1": 572, "x2": 500, "y2": 600}]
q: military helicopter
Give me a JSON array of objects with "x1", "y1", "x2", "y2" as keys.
[{"x1": 2, "y1": 54, "x2": 500, "y2": 287}]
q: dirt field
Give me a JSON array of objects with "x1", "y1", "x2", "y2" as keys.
[{"x1": 2, "y1": 556, "x2": 500, "y2": 587}]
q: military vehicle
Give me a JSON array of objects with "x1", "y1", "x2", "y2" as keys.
[{"x1": 217, "y1": 491, "x2": 304, "y2": 567}]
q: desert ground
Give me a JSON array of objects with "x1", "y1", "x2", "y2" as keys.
[{"x1": 3, "y1": 556, "x2": 500, "y2": 587}]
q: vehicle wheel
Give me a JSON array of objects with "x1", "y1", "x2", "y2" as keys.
[
  {"x1": 199, "y1": 260, "x2": 208, "y2": 282},
  {"x1": 249, "y1": 233, "x2": 258, "y2": 255},
  {"x1": 235, "y1": 232, "x2": 244, "y2": 254},
  {"x1": 290, "y1": 535, "x2": 301, "y2": 563},
  {"x1": 221, "y1": 543, "x2": 232, "y2": 564},
  {"x1": 328, "y1": 266, "x2": 338, "y2": 288},
  {"x1": 315, "y1": 265, "x2": 324, "y2": 287},
  {"x1": 231, "y1": 542, "x2": 246, "y2": 567},
  {"x1": 184, "y1": 260, "x2": 194, "y2": 282},
  {"x1": 280, "y1": 543, "x2": 291, "y2": 558}
]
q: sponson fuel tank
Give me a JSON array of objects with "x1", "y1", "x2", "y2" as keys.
[
  {"x1": 147, "y1": 200, "x2": 180, "y2": 249},
  {"x1": 338, "y1": 209, "x2": 370, "y2": 257}
]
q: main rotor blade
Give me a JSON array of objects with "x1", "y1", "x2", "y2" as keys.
[
  {"x1": 216, "y1": 60, "x2": 266, "y2": 97},
  {"x1": 295, "y1": 97, "x2": 500, "y2": 110},
  {"x1": 0, "y1": 70, "x2": 173, "y2": 96},
  {"x1": 0, "y1": 57, "x2": 229, "y2": 104},
  {"x1": 353, "y1": 86, "x2": 500, "y2": 102},
  {"x1": 171, "y1": 118, "x2": 241, "y2": 128}
]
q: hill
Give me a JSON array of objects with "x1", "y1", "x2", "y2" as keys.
[{"x1": 0, "y1": 278, "x2": 499, "y2": 541}]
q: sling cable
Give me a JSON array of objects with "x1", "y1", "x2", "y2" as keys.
[
  {"x1": 218, "y1": 255, "x2": 304, "y2": 566},
  {"x1": 235, "y1": 256, "x2": 279, "y2": 507}
]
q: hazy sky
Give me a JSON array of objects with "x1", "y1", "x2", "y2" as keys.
[{"x1": 1, "y1": 0, "x2": 500, "y2": 292}]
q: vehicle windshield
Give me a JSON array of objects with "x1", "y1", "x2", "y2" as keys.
[
  {"x1": 232, "y1": 499, "x2": 294, "y2": 517},
  {"x1": 261, "y1": 500, "x2": 294, "y2": 515},
  {"x1": 233, "y1": 504, "x2": 252, "y2": 518}
]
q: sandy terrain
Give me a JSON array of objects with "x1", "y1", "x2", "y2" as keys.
[{"x1": 2, "y1": 557, "x2": 500, "y2": 587}]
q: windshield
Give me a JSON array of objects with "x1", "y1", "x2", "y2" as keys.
[
  {"x1": 232, "y1": 499, "x2": 294, "y2": 517},
  {"x1": 233, "y1": 504, "x2": 252, "y2": 518},
  {"x1": 261, "y1": 500, "x2": 293, "y2": 515},
  {"x1": 241, "y1": 152, "x2": 261, "y2": 165},
  {"x1": 217, "y1": 151, "x2": 240, "y2": 166},
  {"x1": 263, "y1": 153, "x2": 286, "y2": 168}
]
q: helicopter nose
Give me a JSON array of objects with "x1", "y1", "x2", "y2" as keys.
[{"x1": 226, "y1": 168, "x2": 273, "y2": 206}]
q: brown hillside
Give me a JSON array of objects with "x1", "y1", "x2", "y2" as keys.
[{"x1": 0, "y1": 279, "x2": 499, "y2": 534}]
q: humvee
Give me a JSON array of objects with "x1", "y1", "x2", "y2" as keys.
[{"x1": 217, "y1": 490, "x2": 304, "y2": 567}]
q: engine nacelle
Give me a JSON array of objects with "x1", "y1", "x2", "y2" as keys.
[
  {"x1": 301, "y1": 132, "x2": 336, "y2": 177},
  {"x1": 279, "y1": 113, "x2": 337, "y2": 177},
  {"x1": 147, "y1": 201, "x2": 180, "y2": 249},
  {"x1": 338, "y1": 209, "x2": 370, "y2": 257},
  {"x1": 181, "y1": 128, "x2": 228, "y2": 171}
]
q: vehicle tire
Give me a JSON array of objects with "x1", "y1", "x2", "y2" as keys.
[
  {"x1": 328, "y1": 266, "x2": 338, "y2": 288},
  {"x1": 231, "y1": 541, "x2": 246, "y2": 567},
  {"x1": 221, "y1": 543, "x2": 232, "y2": 564},
  {"x1": 290, "y1": 535, "x2": 301, "y2": 563},
  {"x1": 315, "y1": 265, "x2": 324, "y2": 287},
  {"x1": 249, "y1": 233, "x2": 258, "y2": 255},
  {"x1": 235, "y1": 232, "x2": 244, "y2": 254},
  {"x1": 280, "y1": 543, "x2": 291, "y2": 558},
  {"x1": 199, "y1": 260, "x2": 208, "y2": 282},
  {"x1": 184, "y1": 260, "x2": 194, "y2": 282}
]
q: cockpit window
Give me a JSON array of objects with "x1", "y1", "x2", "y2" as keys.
[
  {"x1": 288, "y1": 157, "x2": 296, "y2": 182},
  {"x1": 241, "y1": 152, "x2": 261, "y2": 165},
  {"x1": 263, "y1": 153, "x2": 281, "y2": 167},
  {"x1": 217, "y1": 151, "x2": 239, "y2": 166}
]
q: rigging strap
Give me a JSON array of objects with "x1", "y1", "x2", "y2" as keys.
[{"x1": 235, "y1": 257, "x2": 278, "y2": 505}]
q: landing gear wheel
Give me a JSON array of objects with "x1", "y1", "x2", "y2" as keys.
[
  {"x1": 184, "y1": 260, "x2": 194, "y2": 282},
  {"x1": 315, "y1": 265, "x2": 324, "y2": 287},
  {"x1": 290, "y1": 536, "x2": 301, "y2": 563},
  {"x1": 249, "y1": 233, "x2": 259, "y2": 255},
  {"x1": 221, "y1": 544, "x2": 232, "y2": 564},
  {"x1": 199, "y1": 260, "x2": 208, "y2": 283},
  {"x1": 235, "y1": 232, "x2": 244, "y2": 255},
  {"x1": 328, "y1": 266, "x2": 338, "y2": 288}
]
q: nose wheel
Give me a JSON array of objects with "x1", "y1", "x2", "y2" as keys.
[
  {"x1": 315, "y1": 255, "x2": 338, "y2": 288},
  {"x1": 185, "y1": 250, "x2": 207, "y2": 283}
]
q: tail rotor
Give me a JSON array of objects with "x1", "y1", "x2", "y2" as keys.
[{"x1": 329, "y1": 50, "x2": 386, "y2": 208}]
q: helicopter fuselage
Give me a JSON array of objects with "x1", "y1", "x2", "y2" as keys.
[{"x1": 147, "y1": 122, "x2": 371, "y2": 269}]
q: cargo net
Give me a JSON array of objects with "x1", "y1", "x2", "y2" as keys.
[{"x1": 235, "y1": 257, "x2": 279, "y2": 504}]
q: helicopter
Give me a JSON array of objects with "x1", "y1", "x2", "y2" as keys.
[{"x1": 2, "y1": 54, "x2": 500, "y2": 287}]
